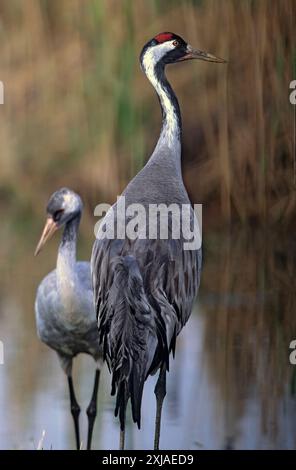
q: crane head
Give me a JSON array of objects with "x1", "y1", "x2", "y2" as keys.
[
  {"x1": 140, "y1": 32, "x2": 226, "y2": 70},
  {"x1": 34, "y1": 188, "x2": 83, "y2": 256}
]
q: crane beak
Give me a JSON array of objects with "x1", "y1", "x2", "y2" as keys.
[
  {"x1": 178, "y1": 45, "x2": 227, "y2": 63},
  {"x1": 34, "y1": 217, "x2": 58, "y2": 256}
]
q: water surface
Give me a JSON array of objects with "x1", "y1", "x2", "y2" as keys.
[{"x1": 0, "y1": 228, "x2": 295, "y2": 449}]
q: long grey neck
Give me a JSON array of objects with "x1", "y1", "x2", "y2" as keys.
[
  {"x1": 56, "y1": 215, "x2": 80, "y2": 283},
  {"x1": 145, "y1": 62, "x2": 182, "y2": 176}
]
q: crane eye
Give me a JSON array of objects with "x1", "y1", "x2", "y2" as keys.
[
  {"x1": 53, "y1": 209, "x2": 64, "y2": 222},
  {"x1": 173, "y1": 40, "x2": 179, "y2": 47}
]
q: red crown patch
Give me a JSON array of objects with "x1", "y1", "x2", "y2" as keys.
[{"x1": 154, "y1": 33, "x2": 174, "y2": 44}]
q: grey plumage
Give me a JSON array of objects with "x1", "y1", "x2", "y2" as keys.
[
  {"x1": 91, "y1": 32, "x2": 217, "y2": 448},
  {"x1": 93, "y1": 235, "x2": 201, "y2": 427},
  {"x1": 35, "y1": 188, "x2": 102, "y2": 450},
  {"x1": 35, "y1": 261, "x2": 101, "y2": 376}
]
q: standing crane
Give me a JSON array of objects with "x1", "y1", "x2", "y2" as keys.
[
  {"x1": 91, "y1": 33, "x2": 225, "y2": 450},
  {"x1": 35, "y1": 188, "x2": 102, "y2": 450}
]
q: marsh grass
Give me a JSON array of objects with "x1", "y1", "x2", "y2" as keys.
[{"x1": 0, "y1": 0, "x2": 295, "y2": 262}]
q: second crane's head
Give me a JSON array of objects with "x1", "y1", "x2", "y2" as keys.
[
  {"x1": 34, "y1": 188, "x2": 83, "y2": 256},
  {"x1": 140, "y1": 32, "x2": 226, "y2": 74}
]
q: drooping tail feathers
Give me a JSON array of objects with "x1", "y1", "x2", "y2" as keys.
[{"x1": 104, "y1": 255, "x2": 154, "y2": 430}]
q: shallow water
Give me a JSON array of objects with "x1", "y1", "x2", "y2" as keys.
[{"x1": 0, "y1": 228, "x2": 295, "y2": 449}]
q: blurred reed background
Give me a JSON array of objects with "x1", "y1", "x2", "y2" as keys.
[
  {"x1": 0, "y1": 0, "x2": 296, "y2": 449},
  {"x1": 0, "y1": 1, "x2": 295, "y2": 246}
]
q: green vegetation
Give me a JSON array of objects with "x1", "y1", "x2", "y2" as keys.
[{"x1": 0, "y1": 0, "x2": 294, "y2": 267}]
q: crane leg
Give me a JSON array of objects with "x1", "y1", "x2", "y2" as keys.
[
  {"x1": 154, "y1": 364, "x2": 166, "y2": 450},
  {"x1": 119, "y1": 427, "x2": 125, "y2": 450},
  {"x1": 86, "y1": 369, "x2": 100, "y2": 450},
  {"x1": 67, "y1": 376, "x2": 81, "y2": 450},
  {"x1": 119, "y1": 386, "x2": 129, "y2": 450}
]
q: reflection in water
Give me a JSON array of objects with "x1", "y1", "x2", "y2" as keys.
[{"x1": 0, "y1": 229, "x2": 295, "y2": 449}]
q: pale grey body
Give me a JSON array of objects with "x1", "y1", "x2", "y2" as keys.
[
  {"x1": 35, "y1": 261, "x2": 101, "y2": 376},
  {"x1": 34, "y1": 188, "x2": 102, "y2": 449}
]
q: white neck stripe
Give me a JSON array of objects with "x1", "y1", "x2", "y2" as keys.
[{"x1": 142, "y1": 44, "x2": 181, "y2": 151}]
